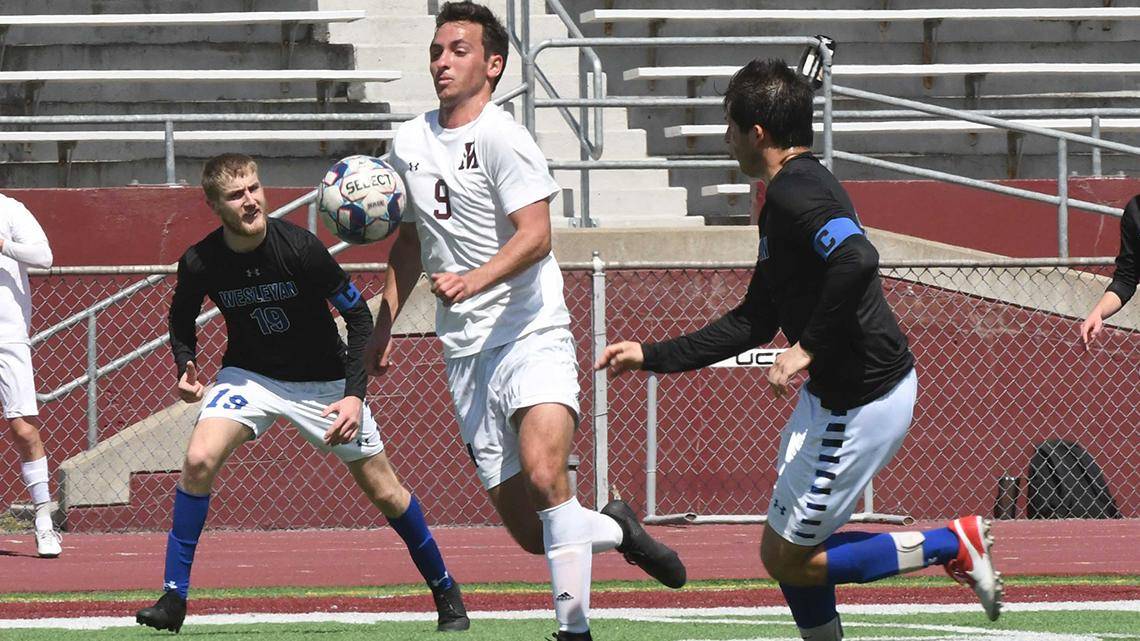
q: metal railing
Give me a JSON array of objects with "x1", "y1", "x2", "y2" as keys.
[
  {"x1": 520, "y1": 31, "x2": 1135, "y2": 254},
  {"x1": 21, "y1": 255, "x2": 1138, "y2": 529}
]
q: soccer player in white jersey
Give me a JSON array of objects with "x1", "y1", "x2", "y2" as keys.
[
  {"x1": 365, "y1": 3, "x2": 686, "y2": 639},
  {"x1": 0, "y1": 194, "x2": 59, "y2": 558}
]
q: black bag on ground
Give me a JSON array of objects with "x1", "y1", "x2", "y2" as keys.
[{"x1": 1026, "y1": 439, "x2": 1121, "y2": 519}]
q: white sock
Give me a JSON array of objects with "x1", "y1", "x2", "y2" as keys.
[
  {"x1": 20, "y1": 457, "x2": 52, "y2": 531},
  {"x1": 587, "y1": 508, "x2": 623, "y2": 553},
  {"x1": 539, "y1": 497, "x2": 593, "y2": 634}
]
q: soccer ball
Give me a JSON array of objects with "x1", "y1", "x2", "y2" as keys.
[{"x1": 317, "y1": 155, "x2": 405, "y2": 244}]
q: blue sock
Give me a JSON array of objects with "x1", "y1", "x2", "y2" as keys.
[
  {"x1": 388, "y1": 495, "x2": 453, "y2": 591},
  {"x1": 825, "y1": 528, "x2": 961, "y2": 584},
  {"x1": 163, "y1": 486, "x2": 210, "y2": 599},
  {"x1": 780, "y1": 583, "x2": 837, "y2": 629}
]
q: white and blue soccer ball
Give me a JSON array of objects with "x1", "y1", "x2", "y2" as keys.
[{"x1": 317, "y1": 155, "x2": 405, "y2": 244}]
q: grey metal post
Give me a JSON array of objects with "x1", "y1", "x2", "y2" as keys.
[
  {"x1": 521, "y1": 0, "x2": 533, "y2": 134},
  {"x1": 862, "y1": 478, "x2": 874, "y2": 514},
  {"x1": 591, "y1": 251, "x2": 609, "y2": 509},
  {"x1": 646, "y1": 373, "x2": 658, "y2": 518},
  {"x1": 164, "y1": 120, "x2": 176, "y2": 184},
  {"x1": 86, "y1": 313, "x2": 98, "y2": 449},
  {"x1": 579, "y1": 69, "x2": 593, "y2": 228},
  {"x1": 308, "y1": 201, "x2": 318, "y2": 234},
  {"x1": 1091, "y1": 115, "x2": 1102, "y2": 176},
  {"x1": 821, "y1": 40, "x2": 834, "y2": 171},
  {"x1": 1058, "y1": 138, "x2": 1069, "y2": 258}
]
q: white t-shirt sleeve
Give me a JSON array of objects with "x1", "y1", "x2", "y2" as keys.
[
  {"x1": 388, "y1": 131, "x2": 420, "y2": 224},
  {"x1": 0, "y1": 199, "x2": 52, "y2": 269},
  {"x1": 481, "y1": 119, "x2": 560, "y2": 216}
]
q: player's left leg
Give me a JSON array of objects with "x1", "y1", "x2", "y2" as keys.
[
  {"x1": 6, "y1": 415, "x2": 60, "y2": 558},
  {"x1": 346, "y1": 451, "x2": 470, "y2": 632},
  {"x1": 1, "y1": 343, "x2": 60, "y2": 558},
  {"x1": 289, "y1": 382, "x2": 468, "y2": 632}
]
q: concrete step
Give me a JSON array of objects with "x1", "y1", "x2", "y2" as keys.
[
  {"x1": 553, "y1": 168, "x2": 671, "y2": 190},
  {"x1": 563, "y1": 214, "x2": 706, "y2": 229},
  {"x1": 3, "y1": 24, "x2": 328, "y2": 47},
  {"x1": 2, "y1": 0, "x2": 317, "y2": 13},
  {"x1": 0, "y1": 138, "x2": 386, "y2": 165},
  {"x1": 0, "y1": 99, "x2": 390, "y2": 118},
  {"x1": 536, "y1": 128, "x2": 650, "y2": 160},
  {"x1": 552, "y1": 185, "x2": 689, "y2": 220},
  {"x1": 0, "y1": 155, "x2": 373, "y2": 189},
  {"x1": 2, "y1": 41, "x2": 353, "y2": 72}
]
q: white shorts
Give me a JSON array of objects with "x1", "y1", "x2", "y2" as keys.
[
  {"x1": 445, "y1": 326, "x2": 581, "y2": 490},
  {"x1": 0, "y1": 342, "x2": 38, "y2": 419},
  {"x1": 197, "y1": 367, "x2": 384, "y2": 463},
  {"x1": 767, "y1": 368, "x2": 918, "y2": 546}
]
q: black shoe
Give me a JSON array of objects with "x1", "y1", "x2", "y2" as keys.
[
  {"x1": 136, "y1": 590, "x2": 187, "y2": 633},
  {"x1": 601, "y1": 499, "x2": 687, "y2": 589},
  {"x1": 432, "y1": 581, "x2": 470, "y2": 632},
  {"x1": 550, "y1": 630, "x2": 593, "y2": 641}
]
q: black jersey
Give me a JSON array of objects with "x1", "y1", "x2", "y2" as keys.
[
  {"x1": 642, "y1": 154, "x2": 914, "y2": 410},
  {"x1": 169, "y1": 218, "x2": 374, "y2": 399},
  {"x1": 1107, "y1": 195, "x2": 1140, "y2": 305}
]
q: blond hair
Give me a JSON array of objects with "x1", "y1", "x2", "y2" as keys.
[{"x1": 201, "y1": 153, "x2": 258, "y2": 203}]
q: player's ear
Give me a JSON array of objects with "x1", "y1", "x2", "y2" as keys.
[
  {"x1": 751, "y1": 124, "x2": 768, "y2": 149},
  {"x1": 486, "y1": 53, "x2": 504, "y2": 82}
]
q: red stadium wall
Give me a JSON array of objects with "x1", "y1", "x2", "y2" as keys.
[{"x1": 0, "y1": 181, "x2": 1135, "y2": 531}]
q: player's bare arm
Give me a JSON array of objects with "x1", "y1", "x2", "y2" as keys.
[
  {"x1": 430, "y1": 199, "x2": 552, "y2": 306},
  {"x1": 1081, "y1": 291, "x2": 1124, "y2": 349},
  {"x1": 366, "y1": 222, "x2": 424, "y2": 376}
]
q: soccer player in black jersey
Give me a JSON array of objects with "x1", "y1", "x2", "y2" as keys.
[
  {"x1": 1081, "y1": 196, "x2": 1140, "y2": 347},
  {"x1": 596, "y1": 60, "x2": 1002, "y2": 639},
  {"x1": 135, "y1": 154, "x2": 468, "y2": 634}
]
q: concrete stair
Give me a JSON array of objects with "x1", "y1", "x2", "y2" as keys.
[{"x1": 324, "y1": 0, "x2": 698, "y2": 227}]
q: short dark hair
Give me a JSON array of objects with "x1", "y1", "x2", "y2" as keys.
[
  {"x1": 436, "y1": 1, "x2": 509, "y2": 90},
  {"x1": 202, "y1": 153, "x2": 257, "y2": 202},
  {"x1": 723, "y1": 58, "x2": 814, "y2": 149}
]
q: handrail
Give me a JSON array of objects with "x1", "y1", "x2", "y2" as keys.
[
  {"x1": 0, "y1": 113, "x2": 415, "y2": 125},
  {"x1": 31, "y1": 191, "x2": 316, "y2": 347},
  {"x1": 508, "y1": 0, "x2": 603, "y2": 159}
]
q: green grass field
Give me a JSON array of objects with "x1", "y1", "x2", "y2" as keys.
[{"x1": 2, "y1": 607, "x2": 1139, "y2": 640}]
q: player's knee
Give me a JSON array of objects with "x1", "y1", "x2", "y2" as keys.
[
  {"x1": 522, "y1": 464, "x2": 565, "y2": 501},
  {"x1": 7, "y1": 418, "x2": 40, "y2": 444},
  {"x1": 181, "y1": 448, "x2": 222, "y2": 488},
  {"x1": 368, "y1": 482, "x2": 409, "y2": 515}
]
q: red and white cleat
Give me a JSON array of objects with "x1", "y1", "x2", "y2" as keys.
[{"x1": 946, "y1": 515, "x2": 1003, "y2": 621}]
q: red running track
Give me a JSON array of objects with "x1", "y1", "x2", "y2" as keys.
[{"x1": 1, "y1": 520, "x2": 1137, "y2": 594}]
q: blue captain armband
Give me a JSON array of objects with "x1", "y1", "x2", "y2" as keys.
[
  {"x1": 813, "y1": 217, "x2": 863, "y2": 259},
  {"x1": 330, "y1": 281, "x2": 363, "y2": 312}
]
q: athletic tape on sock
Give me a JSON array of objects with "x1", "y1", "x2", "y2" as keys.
[
  {"x1": 800, "y1": 615, "x2": 843, "y2": 641},
  {"x1": 889, "y1": 531, "x2": 927, "y2": 574}
]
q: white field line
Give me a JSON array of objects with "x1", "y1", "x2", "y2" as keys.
[{"x1": 0, "y1": 601, "x2": 1136, "y2": 630}]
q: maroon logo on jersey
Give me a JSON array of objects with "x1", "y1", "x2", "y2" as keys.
[{"x1": 458, "y1": 141, "x2": 479, "y2": 170}]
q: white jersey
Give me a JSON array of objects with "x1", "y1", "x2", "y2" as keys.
[
  {"x1": 0, "y1": 195, "x2": 52, "y2": 344},
  {"x1": 390, "y1": 102, "x2": 569, "y2": 358}
]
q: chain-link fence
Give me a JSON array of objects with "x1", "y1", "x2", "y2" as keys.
[
  {"x1": 605, "y1": 261, "x2": 1137, "y2": 524},
  {"x1": 1, "y1": 259, "x2": 1134, "y2": 531}
]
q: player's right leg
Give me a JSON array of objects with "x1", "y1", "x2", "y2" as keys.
[
  {"x1": 137, "y1": 369, "x2": 269, "y2": 633},
  {"x1": 0, "y1": 343, "x2": 61, "y2": 558}
]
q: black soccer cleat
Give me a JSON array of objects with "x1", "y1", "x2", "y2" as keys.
[
  {"x1": 602, "y1": 499, "x2": 687, "y2": 589},
  {"x1": 432, "y1": 581, "x2": 471, "y2": 632},
  {"x1": 549, "y1": 630, "x2": 593, "y2": 641},
  {"x1": 136, "y1": 590, "x2": 187, "y2": 633}
]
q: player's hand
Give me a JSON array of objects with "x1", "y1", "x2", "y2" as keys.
[
  {"x1": 1080, "y1": 311, "x2": 1104, "y2": 350},
  {"x1": 322, "y1": 395, "x2": 363, "y2": 446},
  {"x1": 767, "y1": 343, "x2": 812, "y2": 400},
  {"x1": 594, "y1": 341, "x2": 645, "y2": 376},
  {"x1": 177, "y1": 361, "x2": 205, "y2": 403},
  {"x1": 430, "y1": 271, "x2": 474, "y2": 306},
  {"x1": 365, "y1": 322, "x2": 394, "y2": 376}
]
